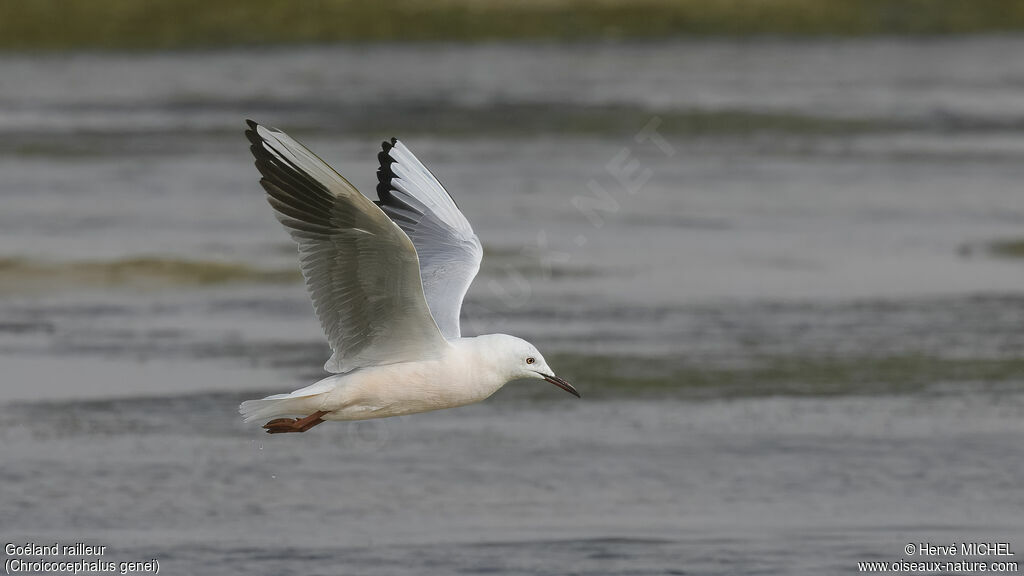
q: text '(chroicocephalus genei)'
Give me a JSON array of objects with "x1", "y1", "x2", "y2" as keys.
[{"x1": 239, "y1": 121, "x2": 579, "y2": 434}]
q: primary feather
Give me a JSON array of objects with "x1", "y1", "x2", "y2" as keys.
[
  {"x1": 245, "y1": 121, "x2": 449, "y2": 374},
  {"x1": 375, "y1": 139, "x2": 483, "y2": 340}
]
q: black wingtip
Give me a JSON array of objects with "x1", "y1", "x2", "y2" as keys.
[
  {"x1": 244, "y1": 119, "x2": 263, "y2": 147},
  {"x1": 376, "y1": 138, "x2": 400, "y2": 201},
  {"x1": 376, "y1": 150, "x2": 396, "y2": 201}
]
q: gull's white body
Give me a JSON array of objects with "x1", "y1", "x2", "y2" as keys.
[
  {"x1": 242, "y1": 335, "x2": 529, "y2": 422},
  {"x1": 239, "y1": 122, "x2": 576, "y2": 430}
]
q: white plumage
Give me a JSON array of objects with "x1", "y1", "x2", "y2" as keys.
[{"x1": 239, "y1": 121, "x2": 578, "y2": 434}]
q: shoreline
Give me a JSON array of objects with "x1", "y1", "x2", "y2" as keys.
[{"x1": 4, "y1": 0, "x2": 1024, "y2": 51}]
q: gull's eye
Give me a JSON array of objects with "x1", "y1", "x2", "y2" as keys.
[{"x1": 526, "y1": 357, "x2": 535, "y2": 364}]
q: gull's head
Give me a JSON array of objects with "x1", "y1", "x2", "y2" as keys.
[{"x1": 482, "y1": 334, "x2": 580, "y2": 398}]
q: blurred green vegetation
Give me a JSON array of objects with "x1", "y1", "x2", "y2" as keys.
[
  {"x1": 991, "y1": 239, "x2": 1024, "y2": 258},
  {"x1": 0, "y1": 257, "x2": 299, "y2": 292},
  {"x1": 4, "y1": 0, "x2": 1024, "y2": 50},
  {"x1": 549, "y1": 352, "x2": 1024, "y2": 399}
]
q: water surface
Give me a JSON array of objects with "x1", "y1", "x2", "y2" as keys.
[{"x1": 1, "y1": 38, "x2": 1023, "y2": 575}]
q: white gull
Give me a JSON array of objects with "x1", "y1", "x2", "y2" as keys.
[{"x1": 239, "y1": 121, "x2": 578, "y2": 434}]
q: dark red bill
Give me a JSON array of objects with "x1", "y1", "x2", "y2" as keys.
[{"x1": 543, "y1": 374, "x2": 580, "y2": 398}]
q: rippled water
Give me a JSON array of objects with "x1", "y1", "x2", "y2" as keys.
[{"x1": 1, "y1": 38, "x2": 1023, "y2": 575}]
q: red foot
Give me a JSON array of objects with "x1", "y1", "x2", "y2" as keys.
[{"x1": 263, "y1": 411, "x2": 330, "y2": 434}]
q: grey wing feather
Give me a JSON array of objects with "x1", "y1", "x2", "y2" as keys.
[
  {"x1": 245, "y1": 121, "x2": 448, "y2": 373},
  {"x1": 375, "y1": 139, "x2": 483, "y2": 340}
]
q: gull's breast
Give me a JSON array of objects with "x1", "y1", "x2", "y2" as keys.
[{"x1": 320, "y1": 350, "x2": 497, "y2": 421}]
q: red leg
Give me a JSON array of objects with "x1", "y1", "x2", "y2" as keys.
[{"x1": 263, "y1": 410, "x2": 330, "y2": 434}]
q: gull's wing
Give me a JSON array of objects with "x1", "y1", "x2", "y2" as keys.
[
  {"x1": 245, "y1": 121, "x2": 449, "y2": 373},
  {"x1": 375, "y1": 139, "x2": 483, "y2": 340}
]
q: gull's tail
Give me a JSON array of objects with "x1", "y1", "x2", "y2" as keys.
[{"x1": 239, "y1": 378, "x2": 337, "y2": 423}]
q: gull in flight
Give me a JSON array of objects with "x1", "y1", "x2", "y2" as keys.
[{"x1": 239, "y1": 121, "x2": 579, "y2": 434}]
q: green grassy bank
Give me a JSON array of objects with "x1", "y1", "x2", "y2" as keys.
[{"x1": 4, "y1": 0, "x2": 1024, "y2": 51}]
